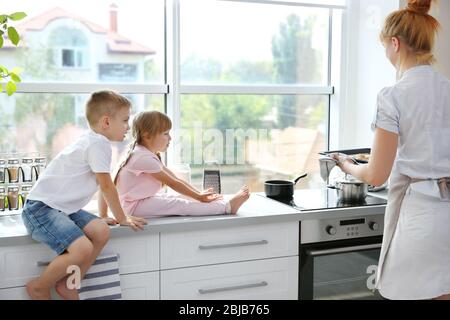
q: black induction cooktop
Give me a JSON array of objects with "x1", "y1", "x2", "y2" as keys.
[{"x1": 261, "y1": 188, "x2": 387, "y2": 211}]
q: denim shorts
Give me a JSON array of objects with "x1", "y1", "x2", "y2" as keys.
[{"x1": 22, "y1": 199, "x2": 99, "y2": 255}]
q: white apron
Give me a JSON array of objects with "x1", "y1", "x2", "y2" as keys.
[{"x1": 376, "y1": 168, "x2": 450, "y2": 296}]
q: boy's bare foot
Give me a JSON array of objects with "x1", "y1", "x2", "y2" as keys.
[
  {"x1": 26, "y1": 278, "x2": 51, "y2": 300},
  {"x1": 55, "y1": 277, "x2": 80, "y2": 300},
  {"x1": 229, "y1": 186, "x2": 250, "y2": 214}
]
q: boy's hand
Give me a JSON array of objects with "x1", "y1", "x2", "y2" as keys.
[
  {"x1": 102, "y1": 217, "x2": 118, "y2": 226},
  {"x1": 117, "y1": 215, "x2": 148, "y2": 231}
]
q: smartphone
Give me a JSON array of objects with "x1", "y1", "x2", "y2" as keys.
[{"x1": 203, "y1": 169, "x2": 221, "y2": 194}]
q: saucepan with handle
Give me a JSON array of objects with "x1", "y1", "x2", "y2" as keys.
[{"x1": 264, "y1": 173, "x2": 308, "y2": 198}]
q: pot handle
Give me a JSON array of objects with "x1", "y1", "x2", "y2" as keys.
[
  {"x1": 327, "y1": 184, "x2": 342, "y2": 191},
  {"x1": 293, "y1": 173, "x2": 308, "y2": 185}
]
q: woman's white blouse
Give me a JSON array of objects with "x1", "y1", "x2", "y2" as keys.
[{"x1": 371, "y1": 65, "x2": 450, "y2": 185}]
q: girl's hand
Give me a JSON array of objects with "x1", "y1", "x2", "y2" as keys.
[
  {"x1": 198, "y1": 189, "x2": 223, "y2": 203},
  {"x1": 102, "y1": 217, "x2": 118, "y2": 226},
  {"x1": 117, "y1": 215, "x2": 148, "y2": 231}
]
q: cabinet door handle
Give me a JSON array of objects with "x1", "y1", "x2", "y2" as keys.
[
  {"x1": 198, "y1": 240, "x2": 268, "y2": 250},
  {"x1": 36, "y1": 261, "x2": 51, "y2": 267},
  {"x1": 198, "y1": 281, "x2": 268, "y2": 294}
]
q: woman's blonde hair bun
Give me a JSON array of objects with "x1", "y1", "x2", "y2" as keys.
[{"x1": 406, "y1": 0, "x2": 435, "y2": 15}]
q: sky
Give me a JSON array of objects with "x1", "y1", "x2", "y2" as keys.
[{"x1": 3, "y1": 0, "x2": 343, "y2": 65}]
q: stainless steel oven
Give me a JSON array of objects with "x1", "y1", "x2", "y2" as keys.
[{"x1": 299, "y1": 215, "x2": 384, "y2": 300}]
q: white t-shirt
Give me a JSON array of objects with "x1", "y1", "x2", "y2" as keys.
[
  {"x1": 371, "y1": 65, "x2": 450, "y2": 197},
  {"x1": 28, "y1": 130, "x2": 112, "y2": 214}
]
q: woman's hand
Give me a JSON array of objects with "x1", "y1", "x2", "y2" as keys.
[
  {"x1": 117, "y1": 215, "x2": 148, "y2": 231},
  {"x1": 330, "y1": 153, "x2": 355, "y2": 173},
  {"x1": 197, "y1": 188, "x2": 223, "y2": 203}
]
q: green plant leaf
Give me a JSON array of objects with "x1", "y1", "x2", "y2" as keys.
[
  {"x1": 0, "y1": 83, "x2": 3, "y2": 93},
  {"x1": 6, "y1": 81, "x2": 16, "y2": 96},
  {"x1": 0, "y1": 35, "x2": 3, "y2": 48},
  {"x1": 8, "y1": 12, "x2": 27, "y2": 21},
  {"x1": 0, "y1": 15, "x2": 7, "y2": 24},
  {"x1": 7, "y1": 26, "x2": 19, "y2": 45},
  {"x1": 0, "y1": 65, "x2": 8, "y2": 75},
  {"x1": 10, "y1": 73, "x2": 21, "y2": 83},
  {"x1": 11, "y1": 67, "x2": 23, "y2": 74}
]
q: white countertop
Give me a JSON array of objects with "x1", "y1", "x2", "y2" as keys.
[{"x1": 0, "y1": 190, "x2": 387, "y2": 247}]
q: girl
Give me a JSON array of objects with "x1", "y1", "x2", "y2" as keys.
[
  {"x1": 100, "y1": 111, "x2": 250, "y2": 219},
  {"x1": 332, "y1": 0, "x2": 449, "y2": 300}
]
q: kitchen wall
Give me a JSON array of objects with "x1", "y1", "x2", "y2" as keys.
[{"x1": 335, "y1": 0, "x2": 449, "y2": 149}]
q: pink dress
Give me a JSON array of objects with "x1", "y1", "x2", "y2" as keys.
[{"x1": 117, "y1": 145, "x2": 230, "y2": 218}]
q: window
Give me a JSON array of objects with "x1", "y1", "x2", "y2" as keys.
[
  {"x1": 49, "y1": 26, "x2": 89, "y2": 68},
  {"x1": 0, "y1": 0, "x2": 345, "y2": 201}
]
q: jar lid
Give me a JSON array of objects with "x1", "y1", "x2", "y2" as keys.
[
  {"x1": 21, "y1": 185, "x2": 33, "y2": 191},
  {"x1": 35, "y1": 157, "x2": 46, "y2": 163},
  {"x1": 0, "y1": 187, "x2": 5, "y2": 192},
  {"x1": 8, "y1": 159, "x2": 19, "y2": 164},
  {"x1": 0, "y1": 159, "x2": 5, "y2": 165},
  {"x1": 7, "y1": 186, "x2": 19, "y2": 191},
  {"x1": 22, "y1": 158, "x2": 34, "y2": 163}
]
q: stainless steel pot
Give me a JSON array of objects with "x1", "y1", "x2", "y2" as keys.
[{"x1": 329, "y1": 178, "x2": 368, "y2": 203}]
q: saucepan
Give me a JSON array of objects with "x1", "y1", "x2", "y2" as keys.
[{"x1": 264, "y1": 173, "x2": 308, "y2": 198}]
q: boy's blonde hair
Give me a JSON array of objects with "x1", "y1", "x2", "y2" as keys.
[
  {"x1": 85, "y1": 90, "x2": 131, "y2": 127},
  {"x1": 114, "y1": 111, "x2": 172, "y2": 184}
]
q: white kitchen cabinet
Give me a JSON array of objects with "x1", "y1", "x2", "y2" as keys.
[
  {"x1": 0, "y1": 286, "x2": 29, "y2": 300},
  {"x1": 160, "y1": 222, "x2": 298, "y2": 269},
  {"x1": 0, "y1": 272, "x2": 160, "y2": 300},
  {"x1": 0, "y1": 243, "x2": 56, "y2": 289},
  {"x1": 121, "y1": 271, "x2": 159, "y2": 300},
  {"x1": 0, "y1": 233, "x2": 159, "y2": 289},
  {"x1": 161, "y1": 256, "x2": 298, "y2": 300},
  {"x1": 101, "y1": 234, "x2": 159, "y2": 274}
]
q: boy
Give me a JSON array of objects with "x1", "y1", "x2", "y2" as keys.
[{"x1": 22, "y1": 90, "x2": 147, "y2": 300}]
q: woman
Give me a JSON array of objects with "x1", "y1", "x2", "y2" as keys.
[{"x1": 332, "y1": 0, "x2": 450, "y2": 300}]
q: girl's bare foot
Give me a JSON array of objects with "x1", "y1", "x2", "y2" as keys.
[
  {"x1": 229, "y1": 186, "x2": 250, "y2": 214},
  {"x1": 55, "y1": 277, "x2": 79, "y2": 300},
  {"x1": 26, "y1": 278, "x2": 51, "y2": 300}
]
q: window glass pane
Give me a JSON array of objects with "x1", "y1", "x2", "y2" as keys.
[
  {"x1": 177, "y1": 94, "x2": 328, "y2": 194},
  {"x1": 0, "y1": 0, "x2": 164, "y2": 83},
  {"x1": 181, "y1": 0, "x2": 330, "y2": 85},
  {"x1": 0, "y1": 93, "x2": 163, "y2": 162}
]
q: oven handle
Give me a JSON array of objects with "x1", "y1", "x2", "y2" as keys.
[{"x1": 307, "y1": 243, "x2": 382, "y2": 257}]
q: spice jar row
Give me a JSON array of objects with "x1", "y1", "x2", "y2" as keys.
[
  {"x1": 0, "y1": 157, "x2": 46, "y2": 184},
  {"x1": 0, "y1": 184, "x2": 32, "y2": 211}
]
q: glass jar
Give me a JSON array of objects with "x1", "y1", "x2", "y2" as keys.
[
  {"x1": 19, "y1": 185, "x2": 33, "y2": 208},
  {"x1": 7, "y1": 185, "x2": 20, "y2": 210},
  {"x1": 0, "y1": 186, "x2": 5, "y2": 211},
  {"x1": 21, "y1": 158, "x2": 34, "y2": 182},
  {"x1": 34, "y1": 157, "x2": 47, "y2": 180},
  {"x1": 7, "y1": 158, "x2": 20, "y2": 183},
  {"x1": 0, "y1": 159, "x2": 5, "y2": 184}
]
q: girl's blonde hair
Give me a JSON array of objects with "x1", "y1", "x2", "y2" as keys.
[
  {"x1": 114, "y1": 111, "x2": 172, "y2": 184},
  {"x1": 380, "y1": 0, "x2": 440, "y2": 65}
]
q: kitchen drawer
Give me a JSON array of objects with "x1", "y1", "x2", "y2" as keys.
[
  {"x1": 160, "y1": 222, "x2": 298, "y2": 269},
  {"x1": 101, "y1": 233, "x2": 159, "y2": 274},
  {"x1": 1, "y1": 272, "x2": 160, "y2": 300},
  {"x1": 0, "y1": 233, "x2": 159, "y2": 289},
  {"x1": 0, "y1": 243, "x2": 57, "y2": 289},
  {"x1": 121, "y1": 271, "x2": 159, "y2": 300},
  {"x1": 161, "y1": 256, "x2": 298, "y2": 300},
  {"x1": 0, "y1": 286, "x2": 30, "y2": 300}
]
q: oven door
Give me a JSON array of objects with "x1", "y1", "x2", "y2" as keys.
[{"x1": 299, "y1": 236, "x2": 383, "y2": 300}]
